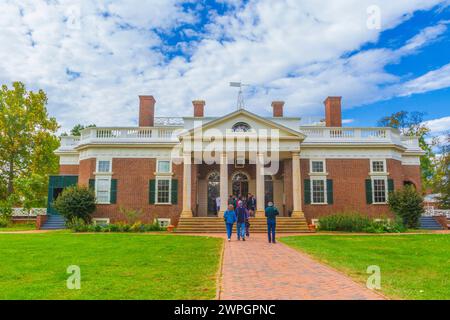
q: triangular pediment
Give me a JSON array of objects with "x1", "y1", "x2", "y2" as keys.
[{"x1": 181, "y1": 109, "x2": 305, "y2": 140}]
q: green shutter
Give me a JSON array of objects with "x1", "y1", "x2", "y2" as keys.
[
  {"x1": 365, "y1": 179, "x2": 373, "y2": 204},
  {"x1": 304, "y1": 179, "x2": 311, "y2": 205},
  {"x1": 149, "y1": 180, "x2": 156, "y2": 204},
  {"x1": 171, "y1": 179, "x2": 178, "y2": 204},
  {"x1": 110, "y1": 179, "x2": 117, "y2": 204},
  {"x1": 327, "y1": 179, "x2": 333, "y2": 205},
  {"x1": 89, "y1": 179, "x2": 95, "y2": 191},
  {"x1": 47, "y1": 176, "x2": 56, "y2": 215},
  {"x1": 388, "y1": 179, "x2": 394, "y2": 194}
]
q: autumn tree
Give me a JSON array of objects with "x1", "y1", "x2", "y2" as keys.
[
  {"x1": 378, "y1": 111, "x2": 437, "y2": 189},
  {"x1": 433, "y1": 134, "x2": 450, "y2": 208},
  {"x1": 0, "y1": 82, "x2": 59, "y2": 203}
]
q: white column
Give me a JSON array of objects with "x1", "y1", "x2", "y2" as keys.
[
  {"x1": 291, "y1": 152, "x2": 304, "y2": 217},
  {"x1": 219, "y1": 153, "x2": 228, "y2": 215},
  {"x1": 255, "y1": 152, "x2": 265, "y2": 217},
  {"x1": 180, "y1": 153, "x2": 193, "y2": 218}
]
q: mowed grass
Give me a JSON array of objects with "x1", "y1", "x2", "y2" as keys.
[
  {"x1": 280, "y1": 234, "x2": 450, "y2": 300},
  {"x1": 0, "y1": 223, "x2": 36, "y2": 232},
  {"x1": 0, "y1": 232, "x2": 222, "y2": 300}
]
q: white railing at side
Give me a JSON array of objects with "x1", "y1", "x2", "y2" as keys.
[
  {"x1": 12, "y1": 208, "x2": 46, "y2": 217},
  {"x1": 299, "y1": 126, "x2": 420, "y2": 147},
  {"x1": 70, "y1": 127, "x2": 182, "y2": 144}
]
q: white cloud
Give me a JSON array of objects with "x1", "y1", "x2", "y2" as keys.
[
  {"x1": 0, "y1": 0, "x2": 449, "y2": 132},
  {"x1": 424, "y1": 116, "x2": 450, "y2": 134},
  {"x1": 399, "y1": 63, "x2": 450, "y2": 96}
]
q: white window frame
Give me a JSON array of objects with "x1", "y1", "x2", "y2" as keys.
[
  {"x1": 370, "y1": 159, "x2": 387, "y2": 174},
  {"x1": 95, "y1": 176, "x2": 112, "y2": 204},
  {"x1": 156, "y1": 159, "x2": 172, "y2": 174},
  {"x1": 156, "y1": 218, "x2": 171, "y2": 228},
  {"x1": 371, "y1": 176, "x2": 388, "y2": 204},
  {"x1": 93, "y1": 218, "x2": 110, "y2": 226},
  {"x1": 155, "y1": 177, "x2": 172, "y2": 204},
  {"x1": 309, "y1": 159, "x2": 327, "y2": 175},
  {"x1": 310, "y1": 177, "x2": 328, "y2": 205},
  {"x1": 96, "y1": 159, "x2": 112, "y2": 173}
]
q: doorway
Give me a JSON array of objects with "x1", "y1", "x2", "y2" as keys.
[{"x1": 232, "y1": 172, "x2": 249, "y2": 199}]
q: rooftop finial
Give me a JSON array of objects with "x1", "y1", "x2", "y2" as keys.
[{"x1": 230, "y1": 82, "x2": 249, "y2": 110}]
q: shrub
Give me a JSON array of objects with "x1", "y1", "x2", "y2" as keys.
[
  {"x1": 318, "y1": 212, "x2": 405, "y2": 233},
  {"x1": 388, "y1": 185, "x2": 424, "y2": 229},
  {"x1": 318, "y1": 213, "x2": 371, "y2": 232},
  {"x1": 0, "y1": 216, "x2": 10, "y2": 228},
  {"x1": 53, "y1": 185, "x2": 96, "y2": 223},
  {"x1": 68, "y1": 219, "x2": 166, "y2": 233}
]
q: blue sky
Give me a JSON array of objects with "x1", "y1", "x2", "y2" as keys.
[{"x1": 0, "y1": 0, "x2": 449, "y2": 138}]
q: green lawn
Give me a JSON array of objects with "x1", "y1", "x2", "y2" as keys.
[
  {"x1": 0, "y1": 223, "x2": 36, "y2": 232},
  {"x1": 281, "y1": 234, "x2": 450, "y2": 300},
  {"x1": 0, "y1": 232, "x2": 222, "y2": 300}
]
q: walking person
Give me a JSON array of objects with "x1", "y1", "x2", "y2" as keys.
[
  {"x1": 265, "y1": 201, "x2": 279, "y2": 243},
  {"x1": 235, "y1": 200, "x2": 249, "y2": 241},
  {"x1": 215, "y1": 196, "x2": 221, "y2": 214},
  {"x1": 223, "y1": 204, "x2": 236, "y2": 242}
]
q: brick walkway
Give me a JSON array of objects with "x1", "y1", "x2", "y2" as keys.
[{"x1": 219, "y1": 233, "x2": 383, "y2": 300}]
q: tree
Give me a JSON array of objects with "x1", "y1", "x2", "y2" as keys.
[
  {"x1": 378, "y1": 111, "x2": 437, "y2": 189},
  {"x1": 0, "y1": 82, "x2": 59, "y2": 200},
  {"x1": 53, "y1": 185, "x2": 96, "y2": 223},
  {"x1": 70, "y1": 123, "x2": 96, "y2": 136},
  {"x1": 434, "y1": 133, "x2": 450, "y2": 208},
  {"x1": 388, "y1": 185, "x2": 424, "y2": 229}
]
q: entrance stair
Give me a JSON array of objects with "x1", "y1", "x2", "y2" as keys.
[{"x1": 175, "y1": 217, "x2": 312, "y2": 233}]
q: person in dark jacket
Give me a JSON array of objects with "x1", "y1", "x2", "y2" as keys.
[
  {"x1": 265, "y1": 202, "x2": 279, "y2": 243},
  {"x1": 223, "y1": 204, "x2": 237, "y2": 241},
  {"x1": 235, "y1": 200, "x2": 249, "y2": 241},
  {"x1": 246, "y1": 194, "x2": 256, "y2": 217}
]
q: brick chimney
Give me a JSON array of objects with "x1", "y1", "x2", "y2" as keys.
[
  {"x1": 272, "y1": 101, "x2": 284, "y2": 117},
  {"x1": 324, "y1": 96, "x2": 342, "y2": 127},
  {"x1": 193, "y1": 100, "x2": 205, "y2": 117},
  {"x1": 139, "y1": 95, "x2": 155, "y2": 127}
]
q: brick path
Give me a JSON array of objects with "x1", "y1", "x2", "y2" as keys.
[{"x1": 219, "y1": 233, "x2": 383, "y2": 300}]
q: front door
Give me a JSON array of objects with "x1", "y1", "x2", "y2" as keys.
[{"x1": 232, "y1": 172, "x2": 249, "y2": 199}]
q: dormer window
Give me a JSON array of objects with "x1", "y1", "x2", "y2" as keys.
[{"x1": 232, "y1": 122, "x2": 251, "y2": 132}]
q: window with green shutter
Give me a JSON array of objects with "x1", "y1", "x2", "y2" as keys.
[
  {"x1": 149, "y1": 180, "x2": 156, "y2": 204},
  {"x1": 89, "y1": 179, "x2": 95, "y2": 191},
  {"x1": 171, "y1": 179, "x2": 178, "y2": 204},
  {"x1": 304, "y1": 179, "x2": 311, "y2": 205},
  {"x1": 365, "y1": 179, "x2": 373, "y2": 204},
  {"x1": 326, "y1": 179, "x2": 333, "y2": 204},
  {"x1": 110, "y1": 179, "x2": 117, "y2": 204},
  {"x1": 388, "y1": 179, "x2": 394, "y2": 193}
]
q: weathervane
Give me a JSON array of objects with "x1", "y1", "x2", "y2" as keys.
[{"x1": 230, "y1": 82, "x2": 249, "y2": 110}]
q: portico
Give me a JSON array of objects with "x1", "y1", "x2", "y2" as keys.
[{"x1": 178, "y1": 109, "x2": 306, "y2": 219}]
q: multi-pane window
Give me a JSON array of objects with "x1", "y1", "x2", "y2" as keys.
[
  {"x1": 157, "y1": 160, "x2": 171, "y2": 173},
  {"x1": 96, "y1": 178, "x2": 110, "y2": 203},
  {"x1": 157, "y1": 179, "x2": 171, "y2": 204},
  {"x1": 372, "y1": 161, "x2": 385, "y2": 173},
  {"x1": 311, "y1": 161, "x2": 325, "y2": 173},
  {"x1": 373, "y1": 179, "x2": 387, "y2": 203},
  {"x1": 311, "y1": 179, "x2": 326, "y2": 204},
  {"x1": 98, "y1": 160, "x2": 111, "y2": 173}
]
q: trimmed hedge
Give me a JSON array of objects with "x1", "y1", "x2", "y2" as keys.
[
  {"x1": 67, "y1": 218, "x2": 166, "y2": 233},
  {"x1": 318, "y1": 213, "x2": 405, "y2": 233}
]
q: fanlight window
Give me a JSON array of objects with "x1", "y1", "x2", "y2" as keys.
[{"x1": 232, "y1": 122, "x2": 251, "y2": 132}]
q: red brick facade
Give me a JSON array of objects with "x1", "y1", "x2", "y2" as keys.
[
  {"x1": 59, "y1": 164, "x2": 79, "y2": 175},
  {"x1": 60, "y1": 156, "x2": 421, "y2": 225},
  {"x1": 80, "y1": 158, "x2": 183, "y2": 225},
  {"x1": 300, "y1": 158, "x2": 421, "y2": 223}
]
